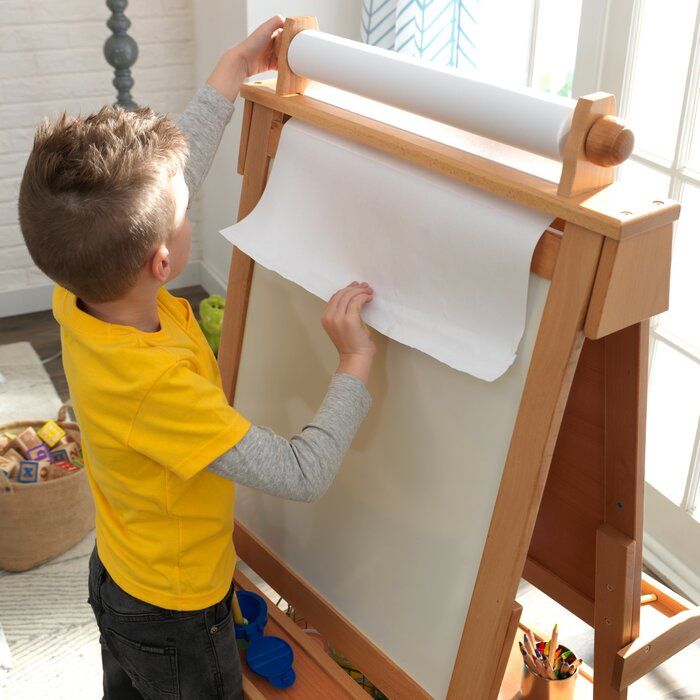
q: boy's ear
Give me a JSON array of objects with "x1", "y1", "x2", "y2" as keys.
[{"x1": 150, "y1": 244, "x2": 171, "y2": 283}]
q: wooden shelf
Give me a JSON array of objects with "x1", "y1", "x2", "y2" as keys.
[
  {"x1": 236, "y1": 570, "x2": 366, "y2": 699},
  {"x1": 236, "y1": 566, "x2": 698, "y2": 699}
]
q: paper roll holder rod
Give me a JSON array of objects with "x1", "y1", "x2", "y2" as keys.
[{"x1": 272, "y1": 16, "x2": 633, "y2": 182}]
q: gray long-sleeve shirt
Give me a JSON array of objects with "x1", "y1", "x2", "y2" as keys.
[{"x1": 174, "y1": 85, "x2": 372, "y2": 501}]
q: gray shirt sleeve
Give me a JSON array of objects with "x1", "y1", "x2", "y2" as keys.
[
  {"x1": 207, "y1": 373, "x2": 372, "y2": 502},
  {"x1": 174, "y1": 84, "x2": 235, "y2": 198}
]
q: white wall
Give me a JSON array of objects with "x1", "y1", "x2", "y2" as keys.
[
  {"x1": 0, "y1": 0, "x2": 199, "y2": 317},
  {"x1": 0, "y1": 0, "x2": 363, "y2": 315}
]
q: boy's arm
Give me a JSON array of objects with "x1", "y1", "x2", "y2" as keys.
[
  {"x1": 209, "y1": 282, "x2": 376, "y2": 502},
  {"x1": 175, "y1": 85, "x2": 235, "y2": 198},
  {"x1": 207, "y1": 373, "x2": 371, "y2": 502},
  {"x1": 175, "y1": 17, "x2": 284, "y2": 199}
]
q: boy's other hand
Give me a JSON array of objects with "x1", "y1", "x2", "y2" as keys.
[
  {"x1": 322, "y1": 283, "x2": 376, "y2": 385},
  {"x1": 236, "y1": 16, "x2": 285, "y2": 77}
]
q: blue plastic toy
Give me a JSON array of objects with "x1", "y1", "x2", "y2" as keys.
[
  {"x1": 247, "y1": 636, "x2": 296, "y2": 689},
  {"x1": 233, "y1": 590, "x2": 296, "y2": 688},
  {"x1": 234, "y1": 590, "x2": 268, "y2": 643}
]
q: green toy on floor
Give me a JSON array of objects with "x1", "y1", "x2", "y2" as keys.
[{"x1": 198, "y1": 294, "x2": 225, "y2": 356}]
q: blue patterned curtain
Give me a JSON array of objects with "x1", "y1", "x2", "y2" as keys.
[{"x1": 361, "y1": 0, "x2": 478, "y2": 70}]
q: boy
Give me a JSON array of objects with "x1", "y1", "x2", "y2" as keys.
[{"x1": 18, "y1": 17, "x2": 375, "y2": 700}]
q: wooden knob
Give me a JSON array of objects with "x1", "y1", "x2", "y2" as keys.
[{"x1": 585, "y1": 115, "x2": 634, "y2": 167}]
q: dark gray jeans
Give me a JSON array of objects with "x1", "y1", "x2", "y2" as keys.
[{"x1": 88, "y1": 546, "x2": 243, "y2": 699}]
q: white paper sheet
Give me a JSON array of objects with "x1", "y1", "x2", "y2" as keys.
[
  {"x1": 288, "y1": 30, "x2": 575, "y2": 160},
  {"x1": 221, "y1": 119, "x2": 553, "y2": 381}
]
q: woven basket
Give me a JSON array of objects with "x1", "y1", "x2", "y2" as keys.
[{"x1": 0, "y1": 405, "x2": 95, "y2": 571}]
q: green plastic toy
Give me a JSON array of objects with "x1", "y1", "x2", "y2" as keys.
[{"x1": 198, "y1": 294, "x2": 225, "y2": 356}]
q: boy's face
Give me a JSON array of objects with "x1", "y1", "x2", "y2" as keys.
[{"x1": 166, "y1": 170, "x2": 192, "y2": 281}]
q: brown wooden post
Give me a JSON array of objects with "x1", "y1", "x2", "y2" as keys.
[{"x1": 218, "y1": 103, "x2": 277, "y2": 403}]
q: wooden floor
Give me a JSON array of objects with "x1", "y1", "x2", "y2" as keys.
[{"x1": 0, "y1": 286, "x2": 208, "y2": 402}]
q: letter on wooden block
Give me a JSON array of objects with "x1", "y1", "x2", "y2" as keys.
[
  {"x1": 37, "y1": 420, "x2": 66, "y2": 448},
  {"x1": 26, "y1": 444, "x2": 51, "y2": 463},
  {"x1": 18, "y1": 460, "x2": 39, "y2": 483}
]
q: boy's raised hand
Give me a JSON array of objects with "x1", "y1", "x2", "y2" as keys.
[
  {"x1": 322, "y1": 283, "x2": 376, "y2": 385},
  {"x1": 207, "y1": 16, "x2": 285, "y2": 103},
  {"x1": 236, "y1": 15, "x2": 285, "y2": 76}
]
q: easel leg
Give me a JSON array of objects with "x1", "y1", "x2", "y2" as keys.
[
  {"x1": 218, "y1": 102, "x2": 276, "y2": 403},
  {"x1": 592, "y1": 322, "x2": 647, "y2": 699},
  {"x1": 489, "y1": 602, "x2": 522, "y2": 700},
  {"x1": 594, "y1": 524, "x2": 636, "y2": 700},
  {"x1": 604, "y1": 321, "x2": 647, "y2": 624}
]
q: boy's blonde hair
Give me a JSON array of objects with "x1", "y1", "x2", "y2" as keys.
[{"x1": 19, "y1": 106, "x2": 188, "y2": 303}]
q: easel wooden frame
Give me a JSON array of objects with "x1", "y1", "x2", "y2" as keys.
[{"x1": 217, "y1": 18, "x2": 697, "y2": 700}]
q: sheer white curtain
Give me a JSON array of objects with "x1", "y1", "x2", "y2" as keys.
[{"x1": 360, "y1": 0, "x2": 479, "y2": 69}]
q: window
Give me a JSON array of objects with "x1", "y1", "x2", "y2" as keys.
[
  {"x1": 362, "y1": 0, "x2": 584, "y2": 95},
  {"x1": 594, "y1": 0, "x2": 700, "y2": 600}
]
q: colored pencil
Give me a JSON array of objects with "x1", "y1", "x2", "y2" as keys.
[
  {"x1": 549, "y1": 623, "x2": 559, "y2": 666},
  {"x1": 542, "y1": 655, "x2": 558, "y2": 680},
  {"x1": 231, "y1": 589, "x2": 246, "y2": 626},
  {"x1": 519, "y1": 642, "x2": 538, "y2": 675},
  {"x1": 523, "y1": 633, "x2": 538, "y2": 660}
]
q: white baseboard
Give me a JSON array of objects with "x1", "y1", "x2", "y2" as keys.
[
  {"x1": 0, "y1": 260, "x2": 203, "y2": 319},
  {"x1": 199, "y1": 260, "x2": 227, "y2": 297},
  {"x1": 0, "y1": 283, "x2": 55, "y2": 319},
  {"x1": 644, "y1": 531, "x2": 700, "y2": 604}
]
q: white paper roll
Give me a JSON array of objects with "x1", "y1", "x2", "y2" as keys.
[
  {"x1": 287, "y1": 30, "x2": 575, "y2": 161},
  {"x1": 221, "y1": 120, "x2": 553, "y2": 381}
]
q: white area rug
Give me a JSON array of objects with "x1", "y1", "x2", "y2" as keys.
[
  {"x1": 0, "y1": 342, "x2": 63, "y2": 424},
  {"x1": 0, "y1": 535, "x2": 101, "y2": 699},
  {"x1": 0, "y1": 341, "x2": 101, "y2": 699}
]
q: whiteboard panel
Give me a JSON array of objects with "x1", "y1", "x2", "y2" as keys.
[{"x1": 234, "y1": 267, "x2": 550, "y2": 698}]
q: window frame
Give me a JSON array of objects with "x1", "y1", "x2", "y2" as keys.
[{"x1": 572, "y1": 0, "x2": 700, "y2": 600}]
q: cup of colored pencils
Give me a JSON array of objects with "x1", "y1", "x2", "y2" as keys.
[{"x1": 519, "y1": 624, "x2": 580, "y2": 699}]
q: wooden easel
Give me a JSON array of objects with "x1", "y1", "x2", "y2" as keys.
[{"x1": 217, "y1": 17, "x2": 699, "y2": 699}]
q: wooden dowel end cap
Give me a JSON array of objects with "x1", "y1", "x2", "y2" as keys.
[
  {"x1": 585, "y1": 115, "x2": 634, "y2": 167},
  {"x1": 275, "y1": 16, "x2": 319, "y2": 96}
]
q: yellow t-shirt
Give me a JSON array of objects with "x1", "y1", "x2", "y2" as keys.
[{"x1": 53, "y1": 286, "x2": 251, "y2": 610}]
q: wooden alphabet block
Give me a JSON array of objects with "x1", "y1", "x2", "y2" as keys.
[
  {"x1": 65, "y1": 441, "x2": 80, "y2": 461},
  {"x1": 0, "y1": 434, "x2": 11, "y2": 452},
  {"x1": 50, "y1": 448, "x2": 70, "y2": 464},
  {"x1": 26, "y1": 443, "x2": 51, "y2": 463},
  {"x1": 47, "y1": 463, "x2": 66, "y2": 480},
  {"x1": 12, "y1": 427, "x2": 42, "y2": 457},
  {"x1": 0, "y1": 456, "x2": 17, "y2": 479},
  {"x1": 3, "y1": 448, "x2": 23, "y2": 467},
  {"x1": 51, "y1": 461, "x2": 79, "y2": 478},
  {"x1": 17, "y1": 460, "x2": 39, "y2": 483},
  {"x1": 65, "y1": 429, "x2": 81, "y2": 446},
  {"x1": 37, "y1": 420, "x2": 66, "y2": 448}
]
